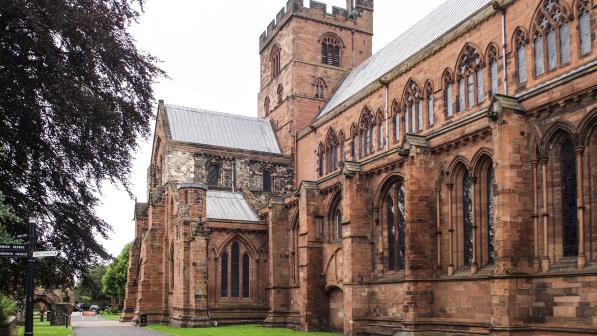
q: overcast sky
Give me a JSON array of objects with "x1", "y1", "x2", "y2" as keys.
[{"x1": 96, "y1": 0, "x2": 447, "y2": 257}]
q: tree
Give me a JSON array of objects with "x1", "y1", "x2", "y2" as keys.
[
  {"x1": 102, "y1": 243, "x2": 130, "y2": 302},
  {"x1": 0, "y1": 0, "x2": 164, "y2": 292},
  {"x1": 75, "y1": 265, "x2": 108, "y2": 302}
]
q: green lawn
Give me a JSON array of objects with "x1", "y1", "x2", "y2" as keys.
[
  {"x1": 146, "y1": 324, "x2": 340, "y2": 336},
  {"x1": 99, "y1": 313, "x2": 121, "y2": 321},
  {"x1": 17, "y1": 319, "x2": 73, "y2": 336}
]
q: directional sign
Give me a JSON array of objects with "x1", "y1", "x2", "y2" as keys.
[
  {"x1": 15, "y1": 234, "x2": 29, "y2": 239},
  {"x1": 0, "y1": 243, "x2": 27, "y2": 251},
  {"x1": 33, "y1": 251, "x2": 58, "y2": 258},
  {"x1": 0, "y1": 250, "x2": 28, "y2": 257}
]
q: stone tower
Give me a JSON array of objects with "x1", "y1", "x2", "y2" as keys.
[{"x1": 257, "y1": 0, "x2": 374, "y2": 163}]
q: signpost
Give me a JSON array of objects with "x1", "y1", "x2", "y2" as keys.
[{"x1": 0, "y1": 222, "x2": 60, "y2": 336}]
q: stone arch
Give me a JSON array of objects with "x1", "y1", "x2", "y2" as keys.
[
  {"x1": 578, "y1": 108, "x2": 597, "y2": 145},
  {"x1": 471, "y1": 148, "x2": 494, "y2": 178},
  {"x1": 318, "y1": 32, "x2": 345, "y2": 47},
  {"x1": 512, "y1": 26, "x2": 530, "y2": 49},
  {"x1": 529, "y1": 0, "x2": 573, "y2": 36},
  {"x1": 485, "y1": 42, "x2": 500, "y2": 62},
  {"x1": 323, "y1": 247, "x2": 344, "y2": 284},
  {"x1": 447, "y1": 155, "x2": 472, "y2": 183},
  {"x1": 454, "y1": 42, "x2": 485, "y2": 72},
  {"x1": 326, "y1": 286, "x2": 344, "y2": 332},
  {"x1": 373, "y1": 173, "x2": 406, "y2": 209},
  {"x1": 540, "y1": 120, "x2": 578, "y2": 155},
  {"x1": 216, "y1": 233, "x2": 258, "y2": 260}
]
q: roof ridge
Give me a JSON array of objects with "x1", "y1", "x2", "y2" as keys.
[{"x1": 165, "y1": 104, "x2": 268, "y2": 124}]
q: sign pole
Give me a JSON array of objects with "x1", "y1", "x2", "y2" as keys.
[{"x1": 24, "y1": 221, "x2": 35, "y2": 336}]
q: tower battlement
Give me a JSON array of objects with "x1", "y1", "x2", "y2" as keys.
[{"x1": 259, "y1": 0, "x2": 373, "y2": 52}]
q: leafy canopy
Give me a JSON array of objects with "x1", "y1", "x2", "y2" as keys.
[
  {"x1": 0, "y1": 0, "x2": 164, "y2": 292},
  {"x1": 102, "y1": 243, "x2": 131, "y2": 299}
]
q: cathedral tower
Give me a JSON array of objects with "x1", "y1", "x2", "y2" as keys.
[{"x1": 258, "y1": 0, "x2": 373, "y2": 160}]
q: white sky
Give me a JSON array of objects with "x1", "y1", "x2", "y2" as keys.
[{"x1": 96, "y1": 0, "x2": 446, "y2": 257}]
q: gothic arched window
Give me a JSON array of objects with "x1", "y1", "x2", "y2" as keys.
[
  {"x1": 220, "y1": 252, "x2": 228, "y2": 297},
  {"x1": 463, "y1": 170, "x2": 474, "y2": 266},
  {"x1": 561, "y1": 138, "x2": 578, "y2": 256},
  {"x1": 514, "y1": 28, "x2": 528, "y2": 84},
  {"x1": 532, "y1": 0, "x2": 571, "y2": 75},
  {"x1": 359, "y1": 108, "x2": 375, "y2": 158},
  {"x1": 425, "y1": 82, "x2": 434, "y2": 127},
  {"x1": 351, "y1": 124, "x2": 358, "y2": 159},
  {"x1": 443, "y1": 70, "x2": 454, "y2": 117},
  {"x1": 314, "y1": 78, "x2": 326, "y2": 99},
  {"x1": 329, "y1": 195, "x2": 342, "y2": 241},
  {"x1": 277, "y1": 84, "x2": 284, "y2": 103},
  {"x1": 263, "y1": 169, "x2": 272, "y2": 193},
  {"x1": 321, "y1": 33, "x2": 342, "y2": 67},
  {"x1": 326, "y1": 129, "x2": 339, "y2": 174},
  {"x1": 271, "y1": 44, "x2": 281, "y2": 78},
  {"x1": 377, "y1": 110, "x2": 385, "y2": 149},
  {"x1": 578, "y1": 0, "x2": 593, "y2": 55},
  {"x1": 242, "y1": 253, "x2": 250, "y2": 298},
  {"x1": 487, "y1": 165, "x2": 495, "y2": 264},
  {"x1": 402, "y1": 80, "x2": 423, "y2": 133},
  {"x1": 487, "y1": 45, "x2": 499, "y2": 96},
  {"x1": 318, "y1": 143, "x2": 325, "y2": 177},
  {"x1": 339, "y1": 131, "x2": 346, "y2": 165},
  {"x1": 264, "y1": 96, "x2": 270, "y2": 116},
  {"x1": 289, "y1": 217, "x2": 299, "y2": 284},
  {"x1": 456, "y1": 45, "x2": 484, "y2": 111},
  {"x1": 231, "y1": 242, "x2": 240, "y2": 297},
  {"x1": 383, "y1": 181, "x2": 406, "y2": 270},
  {"x1": 392, "y1": 100, "x2": 401, "y2": 143},
  {"x1": 207, "y1": 162, "x2": 220, "y2": 186}
]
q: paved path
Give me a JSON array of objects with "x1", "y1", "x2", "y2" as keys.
[{"x1": 71, "y1": 313, "x2": 167, "y2": 336}]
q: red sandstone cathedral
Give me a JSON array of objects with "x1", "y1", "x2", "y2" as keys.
[{"x1": 122, "y1": 0, "x2": 597, "y2": 334}]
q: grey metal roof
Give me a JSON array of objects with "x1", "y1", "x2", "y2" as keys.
[
  {"x1": 318, "y1": 0, "x2": 493, "y2": 117},
  {"x1": 165, "y1": 104, "x2": 281, "y2": 154},
  {"x1": 206, "y1": 191, "x2": 260, "y2": 222}
]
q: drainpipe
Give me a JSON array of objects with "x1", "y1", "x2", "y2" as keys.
[
  {"x1": 351, "y1": 30, "x2": 355, "y2": 68},
  {"x1": 493, "y1": 1, "x2": 508, "y2": 95}
]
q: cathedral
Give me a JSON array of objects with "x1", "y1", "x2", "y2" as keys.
[{"x1": 122, "y1": 0, "x2": 597, "y2": 334}]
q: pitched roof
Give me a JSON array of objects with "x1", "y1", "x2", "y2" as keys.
[
  {"x1": 164, "y1": 104, "x2": 281, "y2": 154},
  {"x1": 318, "y1": 0, "x2": 493, "y2": 117},
  {"x1": 207, "y1": 191, "x2": 260, "y2": 222}
]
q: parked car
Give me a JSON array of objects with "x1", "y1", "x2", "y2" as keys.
[
  {"x1": 75, "y1": 303, "x2": 89, "y2": 311},
  {"x1": 89, "y1": 305, "x2": 100, "y2": 312}
]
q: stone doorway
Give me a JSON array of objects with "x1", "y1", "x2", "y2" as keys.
[{"x1": 327, "y1": 288, "x2": 344, "y2": 332}]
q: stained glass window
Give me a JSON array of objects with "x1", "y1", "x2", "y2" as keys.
[
  {"x1": 221, "y1": 252, "x2": 228, "y2": 297},
  {"x1": 385, "y1": 183, "x2": 406, "y2": 270},
  {"x1": 487, "y1": 166, "x2": 495, "y2": 264},
  {"x1": 231, "y1": 243, "x2": 240, "y2": 297},
  {"x1": 242, "y1": 253, "x2": 250, "y2": 298}
]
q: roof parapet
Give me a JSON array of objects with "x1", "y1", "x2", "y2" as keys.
[{"x1": 259, "y1": 0, "x2": 363, "y2": 52}]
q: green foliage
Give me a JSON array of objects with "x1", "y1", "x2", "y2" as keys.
[
  {"x1": 0, "y1": 294, "x2": 16, "y2": 323},
  {"x1": 102, "y1": 243, "x2": 131, "y2": 299},
  {"x1": 0, "y1": 0, "x2": 164, "y2": 293},
  {"x1": 75, "y1": 265, "x2": 107, "y2": 301},
  {"x1": 146, "y1": 324, "x2": 341, "y2": 336},
  {"x1": 0, "y1": 192, "x2": 20, "y2": 244}
]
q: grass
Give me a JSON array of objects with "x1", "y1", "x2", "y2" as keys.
[
  {"x1": 17, "y1": 319, "x2": 73, "y2": 336},
  {"x1": 146, "y1": 324, "x2": 341, "y2": 336},
  {"x1": 99, "y1": 313, "x2": 121, "y2": 321}
]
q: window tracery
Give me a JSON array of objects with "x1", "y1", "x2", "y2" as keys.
[
  {"x1": 456, "y1": 45, "x2": 484, "y2": 111},
  {"x1": 402, "y1": 80, "x2": 423, "y2": 133},
  {"x1": 514, "y1": 28, "x2": 529, "y2": 84},
  {"x1": 314, "y1": 78, "x2": 326, "y2": 99},
  {"x1": 321, "y1": 33, "x2": 342, "y2": 67},
  {"x1": 532, "y1": 0, "x2": 571, "y2": 75},
  {"x1": 425, "y1": 82, "x2": 434, "y2": 127},
  {"x1": 383, "y1": 182, "x2": 406, "y2": 270},
  {"x1": 577, "y1": 0, "x2": 593, "y2": 55},
  {"x1": 359, "y1": 108, "x2": 375, "y2": 158}
]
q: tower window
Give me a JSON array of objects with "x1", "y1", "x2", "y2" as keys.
[
  {"x1": 271, "y1": 44, "x2": 281, "y2": 78},
  {"x1": 321, "y1": 34, "x2": 342, "y2": 67},
  {"x1": 277, "y1": 84, "x2": 283, "y2": 103},
  {"x1": 314, "y1": 78, "x2": 326, "y2": 99}
]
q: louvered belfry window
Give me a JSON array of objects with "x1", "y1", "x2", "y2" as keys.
[{"x1": 321, "y1": 34, "x2": 341, "y2": 67}]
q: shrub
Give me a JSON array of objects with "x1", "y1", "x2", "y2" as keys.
[{"x1": 0, "y1": 294, "x2": 16, "y2": 323}]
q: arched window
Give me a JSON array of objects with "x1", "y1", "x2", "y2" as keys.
[
  {"x1": 318, "y1": 143, "x2": 325, "y2": 176},
  {"x1": 263, "y1": 169, "x2": 272, "y2": 193},
  {"x1": 242, "y1": 253, "x2": 250, "y2": 298},
  {"x1": 231, "y1": 242, "x2": 240, "y2": 297},
  {"x1": 425, "y1": 82, "x2": 434, "y2": 127},
  {"x1": 264, "y1": 97, "x2": 270, "y2": 116},
  {"x1": 392, "y1": 100, "x2": 401, "y2": 142},
  {"x1": 377, "y1": 110, "x2": 385, "y2": 149},
  {"x1": 277, "y1": 84, "x2": 284, "y2": 103},
  {"x1": 456, "y1": 45, "x2": 484, "y2": 111},
  {"x1": 402, "y1": 80, "x2": 423, "y2": 133},
  {"x1": 359, "y1": 108, "x2": 375, "y2": 158},
  {"x1": 271, "y1": 44, "x2": 281, "y2": 78},
  {"x1": 339, "y1": 131, "x2": 346, "y2": 165},
  {"x1": 326, "y1": 129, "x2": 339, "y2": 174},
  {"x1": 351, "y1": 124, "x2": 358, "y2": 159},
  {"x1": 314, "y1": 78, "x2": 326, "y2": 99},
  {"x1": 207, "y1": 162, "x2": 220, "y2": 186},
  {"x1": 561, "y1": 138, "x2": 578, "y2": 256},
  {"x1": 383, "y1": 181, "x2": 406, "y2": 270},
  {"x1": 487, "y1": 165, "x2": 495, "y2": 264},
  {"x1": 532, "y1": 0, "x2": 571, "y2": 75},
  {"x1": 220, "y1": 252, "x2": 228, "y2": 297},
  {"x1": 487, "y1": 45, "x2": 499, "y2": 96},
  {"x1": 321, "y1": 33, "x2": 342, "y2": 67},
  {"x1": 169, "y1": 245, "x2": 174, "y2": 290},
  {"x1": 514, "y1": 28, "x2": 528, "y2": 84},
  {"x1": 578, "y1": 0, "x2": 592, "y2": 55},
  {"x1": 443, "y1": 70, "x2": 454, "y2": 117},
  {"x1": 329, "y1": 195, "x2": 342, "y2": 241},
  {"x1": 463, "y1": 170, "x2": 474, "y2": 266},
  {"x1": 289, "y1": 217, "x2": 299, "y2": 284}
]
